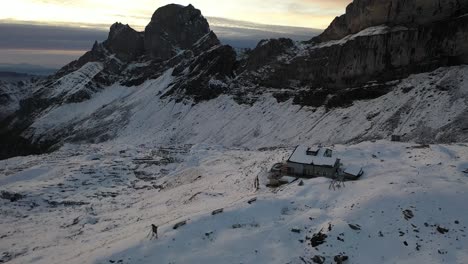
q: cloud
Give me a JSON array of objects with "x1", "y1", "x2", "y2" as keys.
[
  {"x1": 0, "y1": 17, "x2": 322, "y2": 50},
  {"x1": 3, "y1": 0, "x2": 350, "y2": 29},
  {"x1": 0, "y1": 16, "x2": 323, "y2": 67},
  {"x1": 209, "y1": 17, "x2": 322, "y2": 48},
  {"x1": 0, "y1": 22, "x2": 108, "y2": 50}
]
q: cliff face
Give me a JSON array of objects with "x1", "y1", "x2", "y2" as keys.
[
  {"x1": 316, "y1": 0, "x2": 468, "y2": 42},
  {"x1": 103, "y1": 23, "x2": 144, "y2": 62},
  {"x1": 245, "y1": 15, "x2": 468, "y2": 92},
  {"x1": 144, "y1": 4, "x2": 212, "y2": 60},
  {"x1": 233, "y1": 0, "x2": 468, "y2": 102}
]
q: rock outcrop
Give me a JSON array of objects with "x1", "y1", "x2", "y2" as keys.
[
  {"x1": 144, "y1": 4, "x2": 212, "y2": 60},
  {"x1": 244, "y1": 38, "x2": 295, "y2": 71},
  {"x1": 315, "y1": 0, "x2": 468, "y2": 42},
  {"x1": 239, "y1": 0, "x2": 468, "y2": 92},
  {"x1": 104, "y1": 22, "x2": 144, "y2": 61}
]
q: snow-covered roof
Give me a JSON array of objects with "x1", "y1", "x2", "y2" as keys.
[{"x1": 288, "y1": 145, "x2": 338, "y2": 167}]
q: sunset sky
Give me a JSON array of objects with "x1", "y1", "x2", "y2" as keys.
[
  {"x1": 2, "y1": 0, "x2": 350, "y2": 29},
  {"x1": 0, "y1": 0, "x2": 351, "y2": 68}
]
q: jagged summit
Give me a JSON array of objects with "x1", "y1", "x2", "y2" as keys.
[
  {"x1": 103, "y1": 22, "x2": 144, "y2": 61},
  {"x1": 76, "y1": 4, "x2": 218, "y2": 64},
  {"x1": 53, "y1": 4, "x2": 223, "y2": 82},
  {"x1": 144, "y1": 4, "x2": 213, "y2": 59}
]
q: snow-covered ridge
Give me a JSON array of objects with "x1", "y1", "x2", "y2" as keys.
[
  {"x1": 312, "y1": 25, "x2": 409, "y2": 49},
  {"x1": 44, "y1": 62, "x2": 104, "y2": 99},
  {"x1": 23, "y1": 65, "x2": 468, "y2": 148}
]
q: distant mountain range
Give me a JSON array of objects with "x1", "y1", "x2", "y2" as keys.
[
  {"x1": 0, "y1": 63, "x2": 56, "y2": 76},
  {"x1": 208, "y1": 17, "x2": 322, "y2": 48}
]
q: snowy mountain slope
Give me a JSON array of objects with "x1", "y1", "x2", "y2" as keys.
[
  {"x1": 0, "y1": 80, "x2": 33, "y2": 121},
  {"x1": 19, "y1": 65, "x2": 468, "y2": 149},
  {"x1": 1, "y1": 141, "x2": 467, "y2": 263},
  {"x1": 45, "y1": 62, "x2": 104, "y2": 99}
]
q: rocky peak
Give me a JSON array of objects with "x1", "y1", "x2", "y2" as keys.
[
  {"x1": 245, "y1": 38, "x2": 295, "y2": 71},
  {"x1": 315, "y1": 0, "x2": 468, "y2": 42},
  {"x1": 103, "y1": 22, "x2": 144, "y2": 61},
  {"x1": 144, "y1": 4, "x2": 214, "y2": 60}
]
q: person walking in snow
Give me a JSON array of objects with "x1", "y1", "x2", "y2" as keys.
[{"x1": 150, "y1": 224, "x2": 158, "y2": 239}]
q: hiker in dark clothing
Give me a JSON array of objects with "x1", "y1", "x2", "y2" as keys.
[{"x1": 151, "y1": 224, "x2": 158, "y2": 239}]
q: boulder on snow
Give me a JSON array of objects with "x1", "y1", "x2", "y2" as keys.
[
  {"x1": 334, "y1": 255, "x2": 349, "y2": 264},
  {"x1": 173, "y1": 220, "x2": 187, "y2": 230},
  {"x1": 0, "y1": 191, "x2": 25, "y2": 202},
  {"x1": 310, "y1": 230, "x2": 328, "y2": 247},
  {"x1": 312, "y1": 255, "x2": 325, "y2": 264},
  {"x1": 436, "y1": 226, "x2": 449, "y2": 234},
  {"x1": 211, "y1": 208, "x2": 224, "y2": 215}
]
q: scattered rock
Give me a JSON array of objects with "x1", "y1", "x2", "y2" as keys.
[
  {"x1": 438, "y1": 249, "x2": 448, "y2": 255},
  {"x1": 403, "y1": 241, "x2": 408, "y2": 246},
  {"x1": 312, "y1": 255, "x2": 325, "y2": 264},
  {"x1": 310, "y1": 230, "x2": 328, "y2": 247},
  {"x1": 334, "y1": 255, "x2": 349, "y2": 264},
  {"x1": 0, "y1": 191, "x2": 25, "y2": 202},
  {"x1": 211, "y1": 208, "x2": 224, "y2": 215},
  {"x1": 247, "y1": 197, "x2": 257, "y2": 204},
  {"x1": 1, "y1": 251, "x2": 12, "y2": 263},
  {"x1": 437, "y1": 226, "x2": 449, "y2": 234},
  {"x1": 46, "y1": 200, "x2": 89, "y2": 207},
  {"x1": 232, "y1": 223, "x2": 259, "y2": 229},
  {"x1": 173, "y1": 220, "x2": 187, "y2": 230},
  {"x1": 403, "y1": 209, "x2": 414, "y2": 220},
  {"x1": 407, "y1": 144, "x2": 430, "y2": 149},
  {"x1": 298, "y1": 180, "x2": 304, "y2": 186},
  {"x1": 348, "y1": 224, "x2": 361, "y2": 231},
  {"x1": 291, "y1": 228, "x2": 301, "y2": 233},
  {"x1": 62, "y1": 217, "x2": 80, "y2": 228}
]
